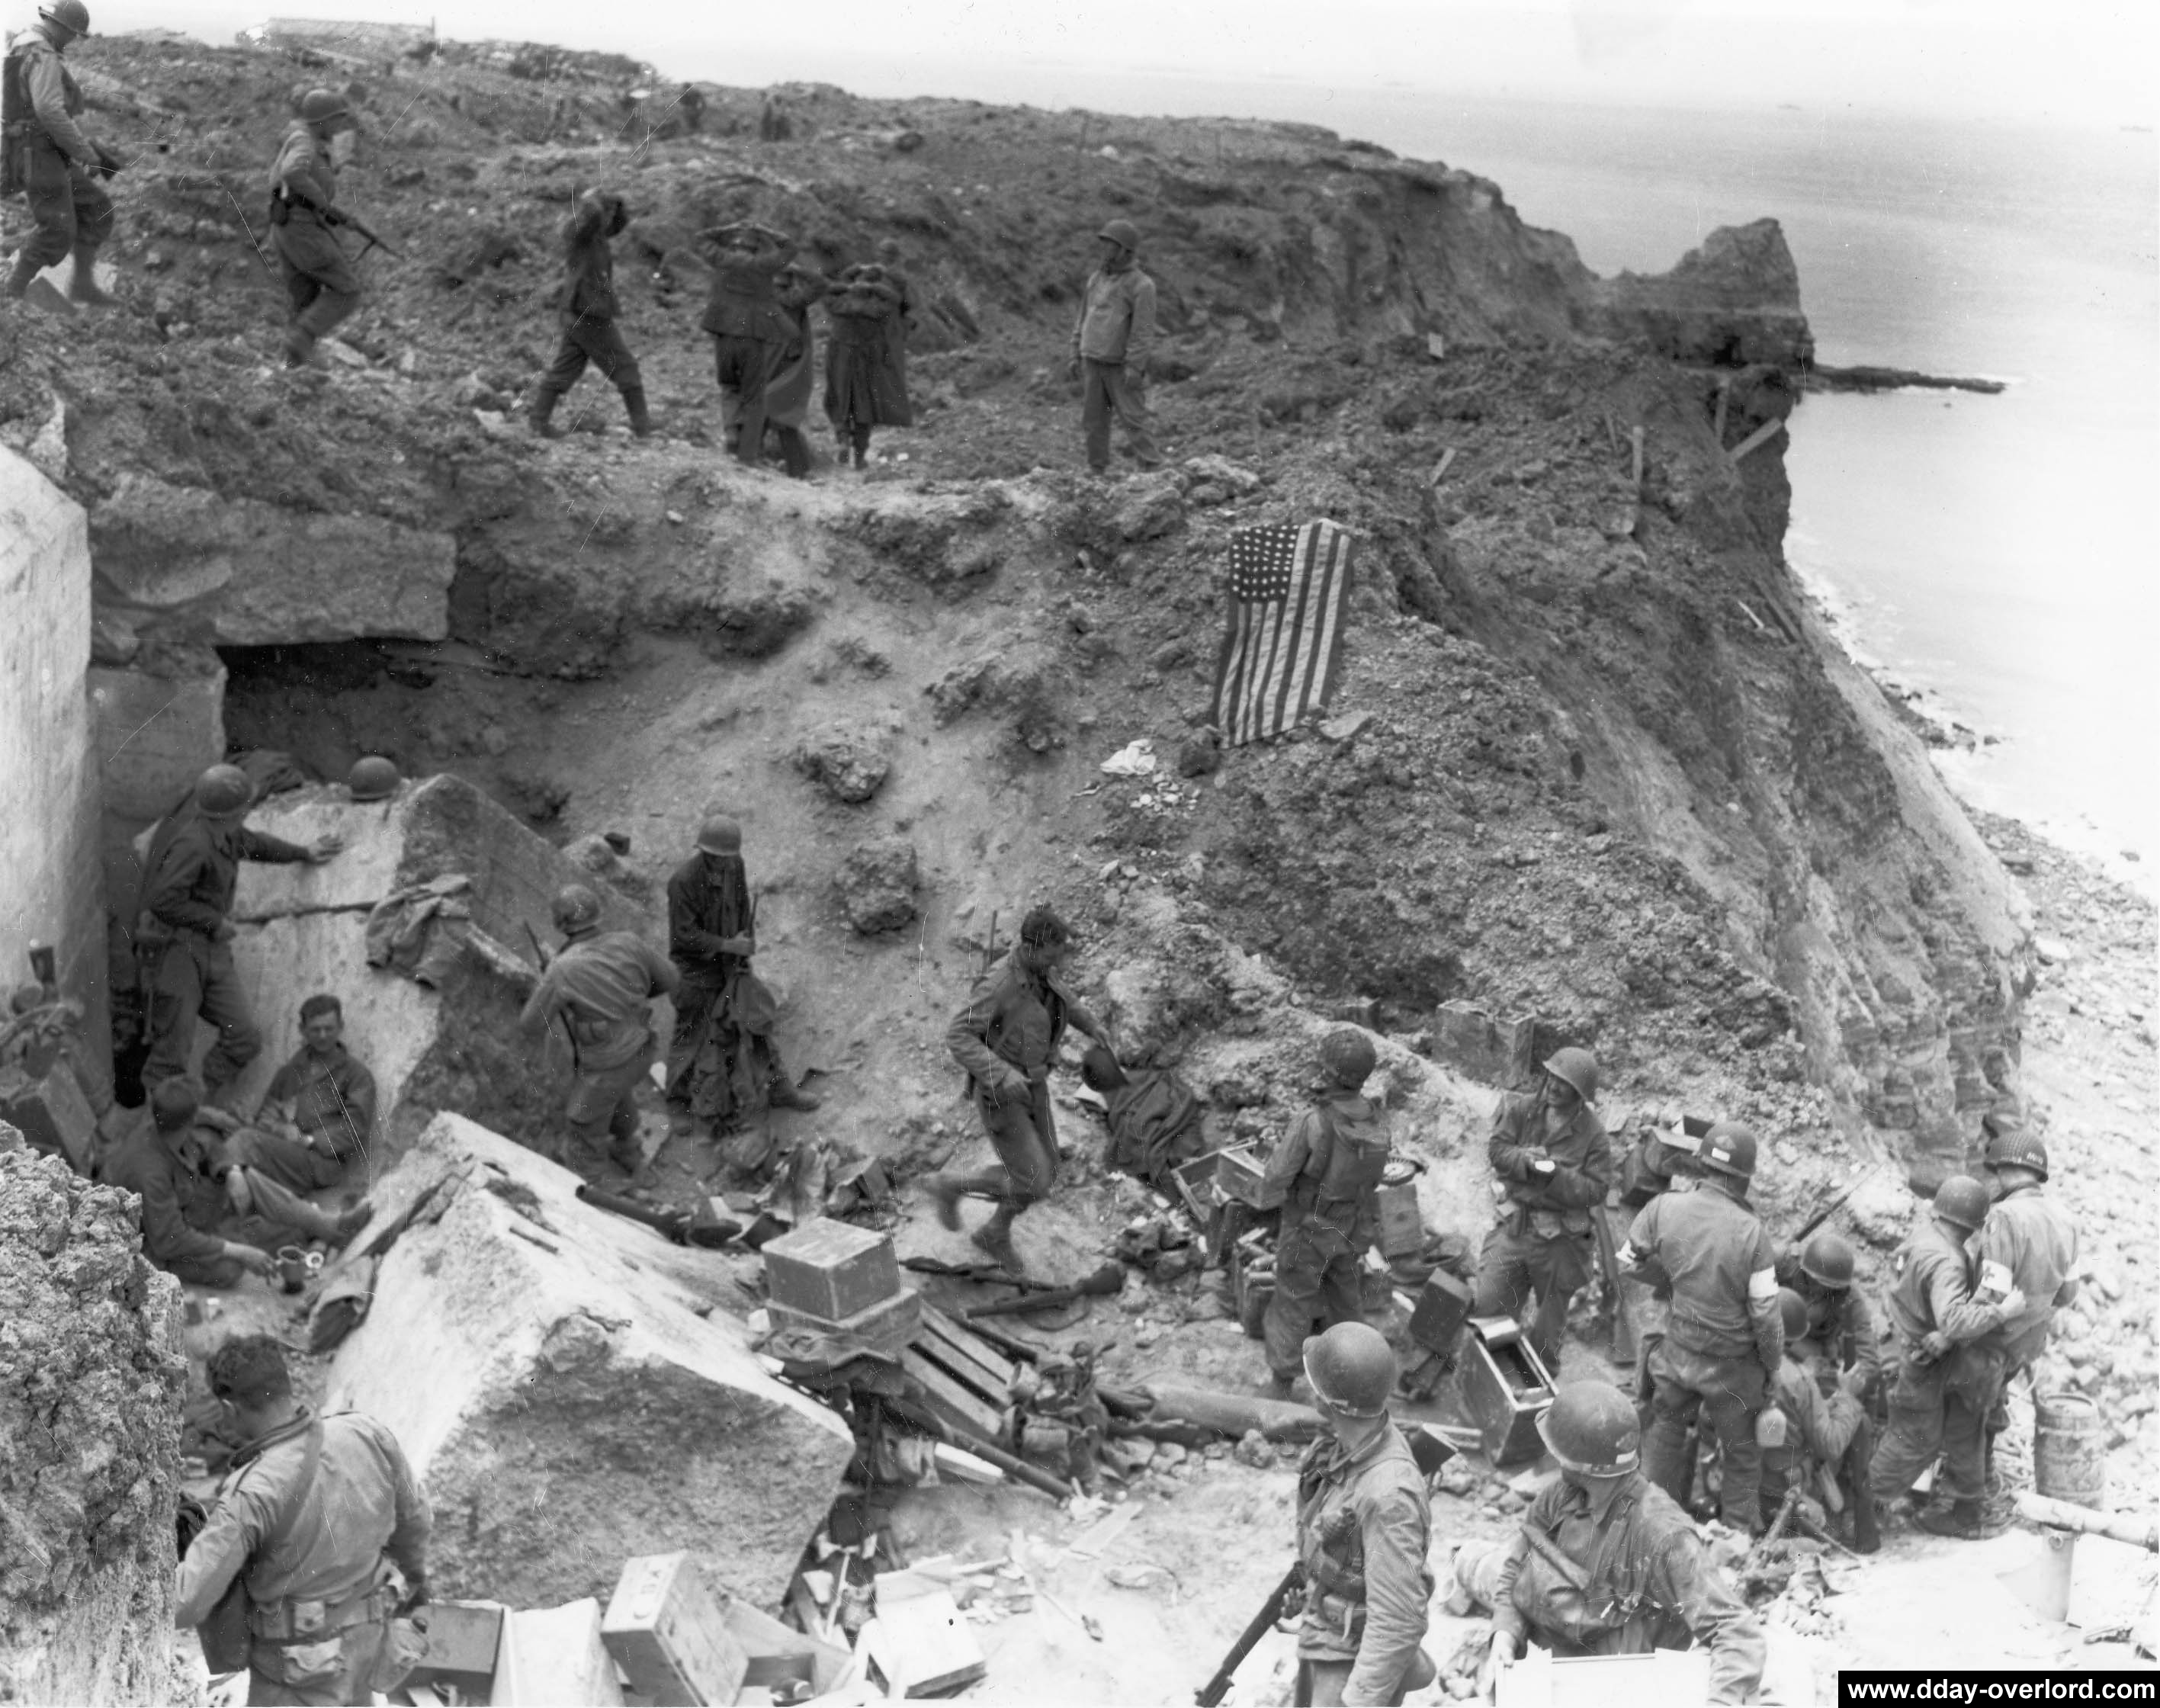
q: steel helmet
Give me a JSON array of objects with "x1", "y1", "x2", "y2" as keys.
[
  {"x1": 695, "y1": 814, "x2": 742, "y2": 856},
  {"x1": 1320, "y1": 1028, "x2": 1376, "y2": 1089},
  {"x1": 1542, "y1": 1046, "x2": 1599, "y2": 1105},
  {"x1": 299, "y1": 88, "x2": 351, "y2": 125},
  {"x1": 550, "y1": 883, "x2": 602, "y2": 933},
  {"x1": 1097, "y1": 218, "x2": 1140, "y2": 251},
  {"x1": 1301, "y1": 1321, "x2": 1396, "y2": 1418},
  {"x1": 1699, "y1": 1121, "x2": 1758, "y2": 1181},
  {"x1": 38, "y1": 0, "x2": 90, "y2": 35},
  {"x1": 1776, "y1": 1287, "x2": 1810, "y2": 1342},
  {"x1": 1933, "y1": 1173, "x2": 1991, "y2": 1233},
  {"x1": 347, "y1": 756, "x2": 401, "y2": 801},
  {"x1": 1536, "y1": 1382, "x2": 1641, "y2": 1477},
  {"x1": 193, "y1": 763, "x2": 253, "y2": 819},
  {"x1": 1984, "y1": 1127, "x2": 2049, "y2": 1182},
  {"x1": 1799, "y1": 1231, "x2": 1855, "y2": 1290}
]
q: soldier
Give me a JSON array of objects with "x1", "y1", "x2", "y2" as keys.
[
  {"x1": 529, "y1": 188, "x2": 656, "y2": 439},
  {"x1": 695, "y1": 220, "x2": 798, "y2": 467},
  {"x1": 518, "y1": 884, "x2": 679, "y2": 1175},
  {"x1": 1606, "y1": 1115, "x2": 1700, "y2": 1427},
  {"x1": 1619, "y1": 1121, "x2": 1783, "y2": 1532},
  {"x1": 176, "y1": 1335, "x2": 432, "y2": 1705},
  {"x1": 822, "y1": 264, "x2": 911, "y2": 471},
  {"x1": 1067, "y1": 217, "x2": 1160, "y2": 474},
  {"x1": 1451, "y1": 1381, "x2": 1764, "y2": 1703},
  {"x1": 1022, "y1": 1340, "x2": 1110, "y2": 1497},
  {"x1": 1262, "y1": 1029, "x2": 1391, "y2": 1397},
  {"x1": 676, "y1": 82, "x2": 705, "y2": 134},
  {"x1": 1760, "y1": 1289, "x2": 1879, "y2": 1552},
  {"x1": 762, "y1": 259, "x2": 827, "y2": 476},
  {"x1": 206, "y1": 994, "x2": 377, "y2": 1194},
  {"x1": 1291, "y1": 1323, "x2": 1433, "y2": 1707},
  {"x1": 268, "y1": 88, "x2": 365, "y2": 368},
  {"x1": 927, "y1": 905, "x2": 1115, "y2": 1270},
  {"x1": 1773, "y1": 1228, "x2": 1883, "y2": 1401},
  {"x1": 1475, "y1": 1047, "x2": 1613, "y2": 1372},
  {"x1": 1975, "y1": 1126, "x2": 2079, "y2": 1385},
  {"x1": 1870, "y1": 1174, "x2": 2027, "y2": 1538},
  {"x1": 663, "y1": 816, "x2": 820, "y2": 1138},
  {"x1": 2, "y1": 0, "x2": 119, "y2": 311},
  {"x1": 1078, "y1": 1044, "x2": 1205, "y2": 1195},
  {"x1": 137, "y1": 763, "x2": 343, "y2": 1105}
]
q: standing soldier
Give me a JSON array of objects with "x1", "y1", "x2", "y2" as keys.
[
  {"x1": 1870, "y1": 1175, "x2": 2026, "y2": 1538},
  {"x1": 519, "y1": 884, "x2": 679, "y2": 1176},
  {"x1": 1773, "y1": 1229, "x2": 1883, "y2": 1401},
  {"x1": 762, "y1": 259, "x2": 827, "y2": 476},
  {"x1": 137, "y1": 764, "x2": 342, "y2": 1106},
  {"x1": 1475, "y1": 1047, "x2": 1613, "y2": 1374},
  {"x1": 176, "y1": 1335, "x2": 432, "y2": 1705},
  {"x1": 1618, "y1": 1121, "x2": 1783, "y2": 1533},
  {"x1": 1450, "y1": 1381, "x2": 1764, "y2": 1703},
  {"x1": 529, "y1": 188, "x2": 656, "y2": 439},
  {"x1": 1290, "y1": 1322, "x2": 1433, "y2": 1706},
  {"x1": 1760, "y1": 1289, "x2": 1879, "y2": 1552},
  {"x1": 1262, "y1": 1029, "x2": 1391, "y2": 1398},
  {"x1": 1975, "y1": 1126, "x2": 2079, "y2": 1385},
  {"x1": 822, "y1": 264, "x2": 910, "y2": 471},
  {"x1": 2, "y1": 0, "x2": 118, "y2": 310},
  {"x1": 663, "y1": 816, "x2": 820, "y2": 1139},
  {"x1": 695, "y1": 220, "x2": 798, "y2": 467},
  {"x1": 268, "y1": 88, "x2": 363, "y2": 368},
  {"x1": 1067, "y1": 217, "x2": 1160, "y2": 474},
  {"x1": 927, "y1": 906, "x2": 1115, "y2": 1271}
]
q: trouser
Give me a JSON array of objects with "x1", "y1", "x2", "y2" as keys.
[
  {"x1": 712, "y1": 334, "x2": 786, "y2": 465},
  {"x1": 772, "y1": 423, "x2": 811, "y2": 477},
  {"x1": 229, "y1": 1167, "x2": 347, "y2": 1244},
  {"x1": 1080, "y1": 358, "x2": 1158, "y2": 471},
  {"x1": 563, "y1": 1033, "x2": 654, "y2": 1164},
  {"x1": 1870, "y1": 1354, "x2": 1990, "y2": 1505},
  {"x1": 838, "y1": 420, "x2": 872, "y2": 464},
  {"x1": 1762, "y1": 1414, "x2": 1878, "y2": 1539},
  {"x1": 935, "y1": 1079, "x2": 1061, "y2": 1232},
  {"x1": 18, "y1": 144, "x2": 114, "y2": 272},
  {"x1": 223, "y1": 1124, "x2": 349, "y2": 1193},
  {"x1": 541, "y1": 313, "x2": 642, "y2": 395},
  {"x1": 274, "y1": 218, "x2": 362, "y2": 344},
  {"x1": 1265, "y1": 1233, "x2": 1364, "y2": 1381},
  {"x1": 665, "y1": 981, "x2": 788, "y2": 1120},
  {"x1": 1645, "y1": 1337, "x2": 1770, "y2": 1530},
  {"x1": 143, "y1": 936, "x2": 262, "y2": 1097},
  {"x1": 1475, "y1": 1221, "x2": 1597, "y2": 1372}
]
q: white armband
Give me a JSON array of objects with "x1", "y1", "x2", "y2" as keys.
[{"x1": 1748, "y1": 1267, "x2": 1780, "y2": 1304}]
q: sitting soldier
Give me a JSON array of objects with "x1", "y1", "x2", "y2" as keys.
[
  {"x1": 101, "y1": 1079, "x2": 369, "y2": 1287},
  {"x1": 202, "y1": 993, "x2": 377, "y2": 1193},
  {"x1": 1760, "y1": 1288, "x2": 1879, "y2": 1552},
  {"x1": 1020, "y1": 1340, "x2": 1111, "y2": 1497},
  {"x1": 1079, "y1": 1045, "x2": 1205, "y2": 1195}
]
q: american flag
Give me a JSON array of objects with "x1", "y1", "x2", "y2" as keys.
[{"x1": 1209, "y1": 520, "x2": 1356, "y2": 746}]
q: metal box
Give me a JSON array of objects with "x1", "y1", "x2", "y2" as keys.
[
  {"x1": 1460, "y1": 1315, "x2": 1557, "y2": 1466},
  {"x1": 1407, "y1": 1269, "x2": 1476, "y2": 1353},
  {"x1": 762, "y1": 1218, "x2": 902, "y2": 1322},
  {"x1": 1214, "y1": 1145, "x2": 1285, "y2": 1211},
  {"x1": 1375, "y1": 1179, "x2": 1424, "y2": 1260},
  {"x1": 600, "y1": 1551, "x2": 749, "y2": 1707},
  {"x1": 404, "y1": 1600, "x2": 503, "y2": 1701},
  {"x1": 767, "y1": 1284, "x2": 924, "y2": 1357}
]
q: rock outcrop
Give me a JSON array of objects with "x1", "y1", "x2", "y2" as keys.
[
  {"x1": 323, "y1": 1115, "x2": 855, "y2": 1610},
  {"x1": 0, "y1": 1138, "x2": 187, "y2": 1705}
]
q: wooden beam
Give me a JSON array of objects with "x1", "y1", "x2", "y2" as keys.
[
  {"x1": 1427, "y1": 446, "x2": 1458, "y2": 487},
  {"x1": 1727, "y1": 417, "x2": 1786, "y2": 464},
  {"x1": 1712, "y1": 376, "x2": 1731, "y2": 446},
  {"x1": 1629, "y1": 425, "x2": 1645, "y2": 491}
]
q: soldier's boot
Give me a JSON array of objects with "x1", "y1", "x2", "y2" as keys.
[
  {"x1": 1916, "y1": 1498, "x2": 1984, "y2": 1540},
  {"x1": 528, "y1": 384, "x2": 566, "y2": 439},
  {"x1": 284, "y1": 324, "x2": 316, "y2": 369},
  {"x1": 66, "y1": 246, "x2": 116, "y2": 307},
  {"x1": 925, "y1": 1173, "x2": 964, "y2": 1231},
  {"x1": 621, "y1": 384, "x2": 657, "y2": 438},
  {"x1": 1850, "y1": 1482, "x2": 1882, "y2": 1555},
  {"x1": 5, "y1": 249, "x2": 40, "y2": 300},
  {"x1": 971, "y1": 1205, "x2": 1021, "y2": 1270},
  {"x1": 768, "y1": 1074, "x2": 820, "y2": 1112}
]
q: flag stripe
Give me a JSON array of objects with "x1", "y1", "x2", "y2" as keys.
[{"x1": 1210, "y1": 519, "x2": 1356, "y2": 746}]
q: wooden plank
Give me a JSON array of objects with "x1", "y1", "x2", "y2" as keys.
[
  {"x1": 900, "y1": 1349, "x2": 1004, "y2": 1443},
  {"x1": 1712, "y1": 376, "x2": 1731, "y2": 446},
  {"x1": 916, "y1": 1306, "x2": 1016, "y2": 1393},
  {"x1": 1727, "y1": 417, "x2": 1785, "y2": 464},
  {"x1": 914, "y1": 1332, "x2": 1013, "y2": 1407},
  {"x1": 1629, "y1": 425, "x2": 1645, "y2": 490}
]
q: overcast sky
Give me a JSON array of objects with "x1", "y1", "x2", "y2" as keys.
[{"x1": 51, "y1": 0, "x2": 2160, "y2": 126}]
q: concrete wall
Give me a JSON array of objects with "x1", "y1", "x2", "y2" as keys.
[{"x1": 0, "y1": 448, "x2": 108, "y2": 1095}]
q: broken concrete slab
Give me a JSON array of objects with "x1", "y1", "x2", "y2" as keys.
[
  {"x1": 220, "y1": 772, "x2": 653, "y2": 1164},
  {"x1": 494, "y1": 1597, "x2": 624, "y2": 1706},
  {"x1": 88, "y1": 473, "x2": 457, "y2": 647},
  {"x1": 323, "y1": 1115, "x2": 856, "y2": 1613}
]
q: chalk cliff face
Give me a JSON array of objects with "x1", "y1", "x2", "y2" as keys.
[{"x1": 0, "y1": 44, "x2": 2026, "y2": 1169}]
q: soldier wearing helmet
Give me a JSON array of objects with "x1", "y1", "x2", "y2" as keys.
[
  {"x1": 2, "y1": 0, "x2": 121, "y2": 310},
  {"x1": 1449, "y1": 1380, "x2": 1765, "y2": 1703},
  {"x1": 1258, "y1": 1029, "x2": 1393, "y2": 1395},
  {"x1": 528, "y1": 188, "x2": 657, "y2": 441},
  {"x1": 519, "y1": 882, "x2": 680, "y2": 1175},
  {"x1": 1474, "y1": 1046, "x2": 1614, "y2": 1373},
  {"x1": 663, "y1": 816, "x2": 820, "y2": 1145},
  {"x1": 693, "y1": 220, "x2": 801, "y2": 467},
  {"x1": 136, "y1": 764, "x2": 343, "y2": 1104},
  {"x1": 268, "y1": 86, "x2": 364, "y2": 367},
  {"x1": 1772, "y1": 1228, "x2": 1883, "y2": 1404},
  {"x1": 1973, "y1": 1122, "x2": 2078, "y2": 1379},
  {"x1": 1289, "y1": 1323, "x2": 1434, "y2": 1706},
  {"x1": 346, "y1": 754, "x2": 401, "y2": 801},
  {"x1": 1067, "y1": 216, "x2": 1160, "y2": 474},
  {"x1": 929, "y1": 905, "x2": 1115, "y2": 1270},
  {"x1": 1870, "y1": 1173, "x2": 2029, "y2": 1539},
  {"x1": 1616, "y1": 1120, "x2": 1782, "y2": 1531},
  {"x1": 1758, "y1": 1288, "x2": 1879, "y2": 1552}
]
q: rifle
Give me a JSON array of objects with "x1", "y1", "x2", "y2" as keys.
[
  {"x1": 274, "y1": 182, "x2": 400, "y2": 258},
  {"x1": 1790, "y1": 1159, "x2": 1887, "y2": 1247},
  {"x1": 522, "y1": 923, "x2": 578, "y2": 1074},
  {"x1": 1196, "y1": 1561, "x2": 1303, "y2": 1707}
]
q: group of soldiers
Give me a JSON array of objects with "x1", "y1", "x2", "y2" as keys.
[{"x1": 5, "y1": 9, "x2": 1169, "y2": 477}]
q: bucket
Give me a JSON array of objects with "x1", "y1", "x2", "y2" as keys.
[{"x1": 2033, "y1": 1391, "x2": 2107, "y2": 1508}]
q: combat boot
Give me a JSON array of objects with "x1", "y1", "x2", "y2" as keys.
[
  {"x1": 284, "y1": 325, "x2": 316, "y2": 369},
  {"x1": 768, "y1": 1075, "x2": 821, "y2": 1112},
  {"x1": 528, "y1": 384, "x2": 565, "y2": 439},
  {"x1": 924, "y1": 1173, "x2": 964, "y2": 1231},
  {"x1": 66, "y1": 247, "x2": 116, "y2": 307},
  {"x1": 1850, "y1": 1483, "x2": 1881, "y2": 1555},
  {"x1": 1916, "y1": 1498, "x2": 1984, "y2": 1539},
  {"x1": 621, "y1": 384, "x2": 657, "y2": 438},
  {"x1": 971, "y1": 1206, "x2": 1021, "y2": 1271},
  {"x1": 5, "y1": 249, "x2": 38, "y2": 300}
]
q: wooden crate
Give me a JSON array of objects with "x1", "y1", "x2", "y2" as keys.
[
  {"x1": 1460, "y1": 1316, "x2": 1557, "y2": 1467},
  {"x1": 599, "y1": 1552, "x2": 748, "y2": 1707},
  {"x1": 403, "y1": 1600, "x2": 503, "y2": 1701},
  {"x1": 1214, "y1": 1145, "x2": 1285, "y2": 1210},
  {"x1": 762, "y1": 1218, "x2": 903, "y2": 1321},
  {"x1": 1407, "y1": 1269, "x2": 1475, "y2": 1353},
  {"x1": 900, "y1": 1305, "x2": 1017, "y2": 1446},
  {"x1": 1375, "y1": 1179, "x2": 1424, "y2": 1260},
  {"x1": 857, "y1": 1591, "x2": 987, "y2": 1698},
  {"x1": 767, "y1": 1286, "x2": 923, "y2": 1356}
]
